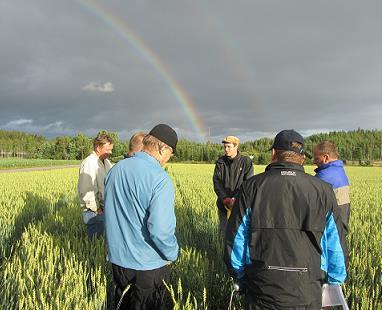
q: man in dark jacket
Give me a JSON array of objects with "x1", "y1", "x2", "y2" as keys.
[
  {"x1": 314, "y1": 140, "x2": 350, "y2": 270},
  {"x1": 224, "y1": 130, "x2": 347, "y2": 309},
  {"x1": 213, "y1": 135, "x2": 254, "y2": 234}
]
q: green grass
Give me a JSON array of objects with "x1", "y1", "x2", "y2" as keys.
[{"x1": 0, "y1": 158, "x2": 80, "y2": 170}]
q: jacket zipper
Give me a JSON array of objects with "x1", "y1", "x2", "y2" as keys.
[{"x1": 267, "y1": 266, "x2": 308, "y2": 273}]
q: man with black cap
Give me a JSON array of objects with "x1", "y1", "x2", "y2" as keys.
[
  {"x1": 104, "y1": 124, "x2": 179, "y2": 309},
  {"x1": 213, "y1": 135, "x2": 254, "y2": 235},
  {"x1": 224, "y1": 129, "x2": 347, "y2": 309}
]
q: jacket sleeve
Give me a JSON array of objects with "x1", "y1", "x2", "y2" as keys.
[
  {"x1": 244, "y1": 157, "x2": 254, "y2": 181},
  {"x1": 77, "y1": 159, "x2": 99, "y2": 212},
  {"x1": 147, "y1": 176, "x2": 179, "y2": 262},
  {"x1": 224, "y1": 185, "x2": 252, "y2": 279},
  {"x1": 213, "y1": 162, "x2": 228, "y2": 201},
  {"x1": 320, "y1": 191, "x2": 347, "y2": 284}
]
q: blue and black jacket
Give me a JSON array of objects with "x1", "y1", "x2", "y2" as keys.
[
  {"x1": 315, "y1": 160, "x2": 350, "y2": 229},
  {"x1": 315, "y1": 159, "x2": 350, "y2": 270},
  {"x1": 224, "y1": 162, "x2": 347, "y2": 309}
]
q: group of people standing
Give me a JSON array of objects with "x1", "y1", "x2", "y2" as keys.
[
  {"x1": 77, "y1": 125, "x2": 350, "y2": 309},
  {"x1": 217, "y1": 130, "x2": 349, "y2": 309}
]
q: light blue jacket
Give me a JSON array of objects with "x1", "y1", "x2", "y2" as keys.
[{"x1": 105, "y1": 151, "x2": 179, "y2": 270}]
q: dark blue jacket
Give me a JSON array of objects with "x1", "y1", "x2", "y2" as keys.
[
  {"x1": 315, "y1": 160, "x2": 349, "y2": 190},
  {"x1": 315, "y1": 159, "x2": 350, "y2": 271},
  {"x1": 314, "y1": 160, "x2": 350, "y2": 229}
]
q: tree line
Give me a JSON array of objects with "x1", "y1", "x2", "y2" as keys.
[{"x1": 0, "y1": 129, "x2": 381, "y2": 164}]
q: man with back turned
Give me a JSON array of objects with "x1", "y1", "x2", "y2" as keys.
[
  {"x1": 224, "y1": 129, "x2": 347, "y2": 309},
  {"x1": 105, "y1": 124, "x2": 179, "y2": 309}
]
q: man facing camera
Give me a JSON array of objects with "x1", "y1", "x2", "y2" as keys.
[{"x1": 213, "y1": 135, "x2": 253, "y2": 234}]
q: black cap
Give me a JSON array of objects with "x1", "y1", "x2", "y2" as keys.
[
  {"x1": 269, "y1": 129, "x2": 312, "y2": 159},
  {"x1": 149, "y1": 124, "x2": 178, "y2": 152}
]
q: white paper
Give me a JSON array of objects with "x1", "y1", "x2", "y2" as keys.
[{"x1": 322, "y1": 284, "x2": 349, "y2": 309}]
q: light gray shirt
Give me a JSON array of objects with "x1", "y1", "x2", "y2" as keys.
[{"x1": 78, "y1": 151, "x2": 113, "y2": 218}]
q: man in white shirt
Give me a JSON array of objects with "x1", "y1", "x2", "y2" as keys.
[{"x1": 78, "y1": 133, "x2": 113, "y2": 238}]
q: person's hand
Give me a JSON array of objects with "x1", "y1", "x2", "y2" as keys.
[
  {"x1": 223, "y1": 197, "x2": 233, "y2": 206},
  {"x1": 223, "y1": 197, "x2": 236, "y2": 208},
  {"x1": 233, "y1": 278, "x2": 246, "y2": 295}
]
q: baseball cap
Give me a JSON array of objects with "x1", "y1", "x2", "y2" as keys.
[
  {"x1": 222, "y1": 136, "x2": 240, "y2": 146},
  {"x1": 149, "y1": 124, "x2": 178, "y2": 152},
  {"x1": 269, "y1": 129, "x2": 312, "y2": 159}
]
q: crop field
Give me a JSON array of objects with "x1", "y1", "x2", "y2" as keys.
[
  {"x1": 0, "y1": 158, "x2": 80, "y2": 170},
  {"x1": 0, "y1": 164, "x2": 381, "y2": 309}
]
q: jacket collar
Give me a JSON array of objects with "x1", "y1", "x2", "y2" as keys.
[
  {"x1": 314, "y1": 159, "x2": 344, "y2": 173},
  {"x1": 91, "y1": 151, "x2": 107, "y2": 166},
  {"x1": 218, "y1": 151, "x2": 241, "y2": 163},
  {"x1": 265, "y1": 161, "x2": 305, "y2": 173},
  {"x1": 135, "y1": 151, "x2": 162, "y2": 167}
]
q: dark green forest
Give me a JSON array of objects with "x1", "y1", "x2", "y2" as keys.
[{"x1": 0, "y1": 129, "x2": 381, "y2": 165}]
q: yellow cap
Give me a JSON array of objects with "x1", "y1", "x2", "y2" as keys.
[{"x1": 222, "y1": 136, "x2": 240, "y2": 146}]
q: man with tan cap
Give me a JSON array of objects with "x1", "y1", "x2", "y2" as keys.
[{"x1": 213, "y1": 135, "x2": 253, "y2": 234}]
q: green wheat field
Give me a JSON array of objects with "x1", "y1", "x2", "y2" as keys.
[{"x1": 0, "y1": 164, "x2": 381, "y2": 309}]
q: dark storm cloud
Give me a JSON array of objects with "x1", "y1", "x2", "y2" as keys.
[{"x1": 1, "y1": 0, "x2": 381, "y2": 142}]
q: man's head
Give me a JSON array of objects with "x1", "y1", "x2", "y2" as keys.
[
  {"x1": 222, "y1": 136, "x2": 240, "y2": 159},
  {"x1": 93, "y1": 133, "x2": 113, "y2": 160},
  {"x1": 143, "y1": 124, "x2": 178, "y2": 166},
  {"x1": 313, "y1": 141, "x2": 339, "y2": 167},
  {"x1": 127, "y1": 132, "x2": 146, "y2": 157},
  {"x1": 269, "y1": 129, "x2": 311, "y2": 165}
]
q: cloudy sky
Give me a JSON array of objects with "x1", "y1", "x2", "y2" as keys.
[{"x1": 1, "y1": 0, "x2": 381, "y2": 142}]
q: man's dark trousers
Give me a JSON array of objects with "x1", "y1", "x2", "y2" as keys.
[{"x1": 112, "y1": 263, "x2": 170, "y2": 310}]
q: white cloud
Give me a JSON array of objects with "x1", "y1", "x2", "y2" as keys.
[
  {"x1": 5, "y1": 119, "x2": 33, "y2": 126},
  {"x1": 2, "y1": 119, "x2": 76, "y2": 137},
  {"x1": 82, "y1": 81, "x2": 114, "y2": 93},
  {"x1": 41, "y1": 121, "x2": 64, "y2": 130},
  {"x1": 300, "y1": 128, "x2": 336, "y2": 137}
]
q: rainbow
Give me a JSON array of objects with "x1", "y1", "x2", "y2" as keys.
[
  {"x1": 190, "y1": 3, "x2": 263, "y2": 117},
  {"x1": 77, "y1": 0, "x2": 207, "y2": 141}
]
